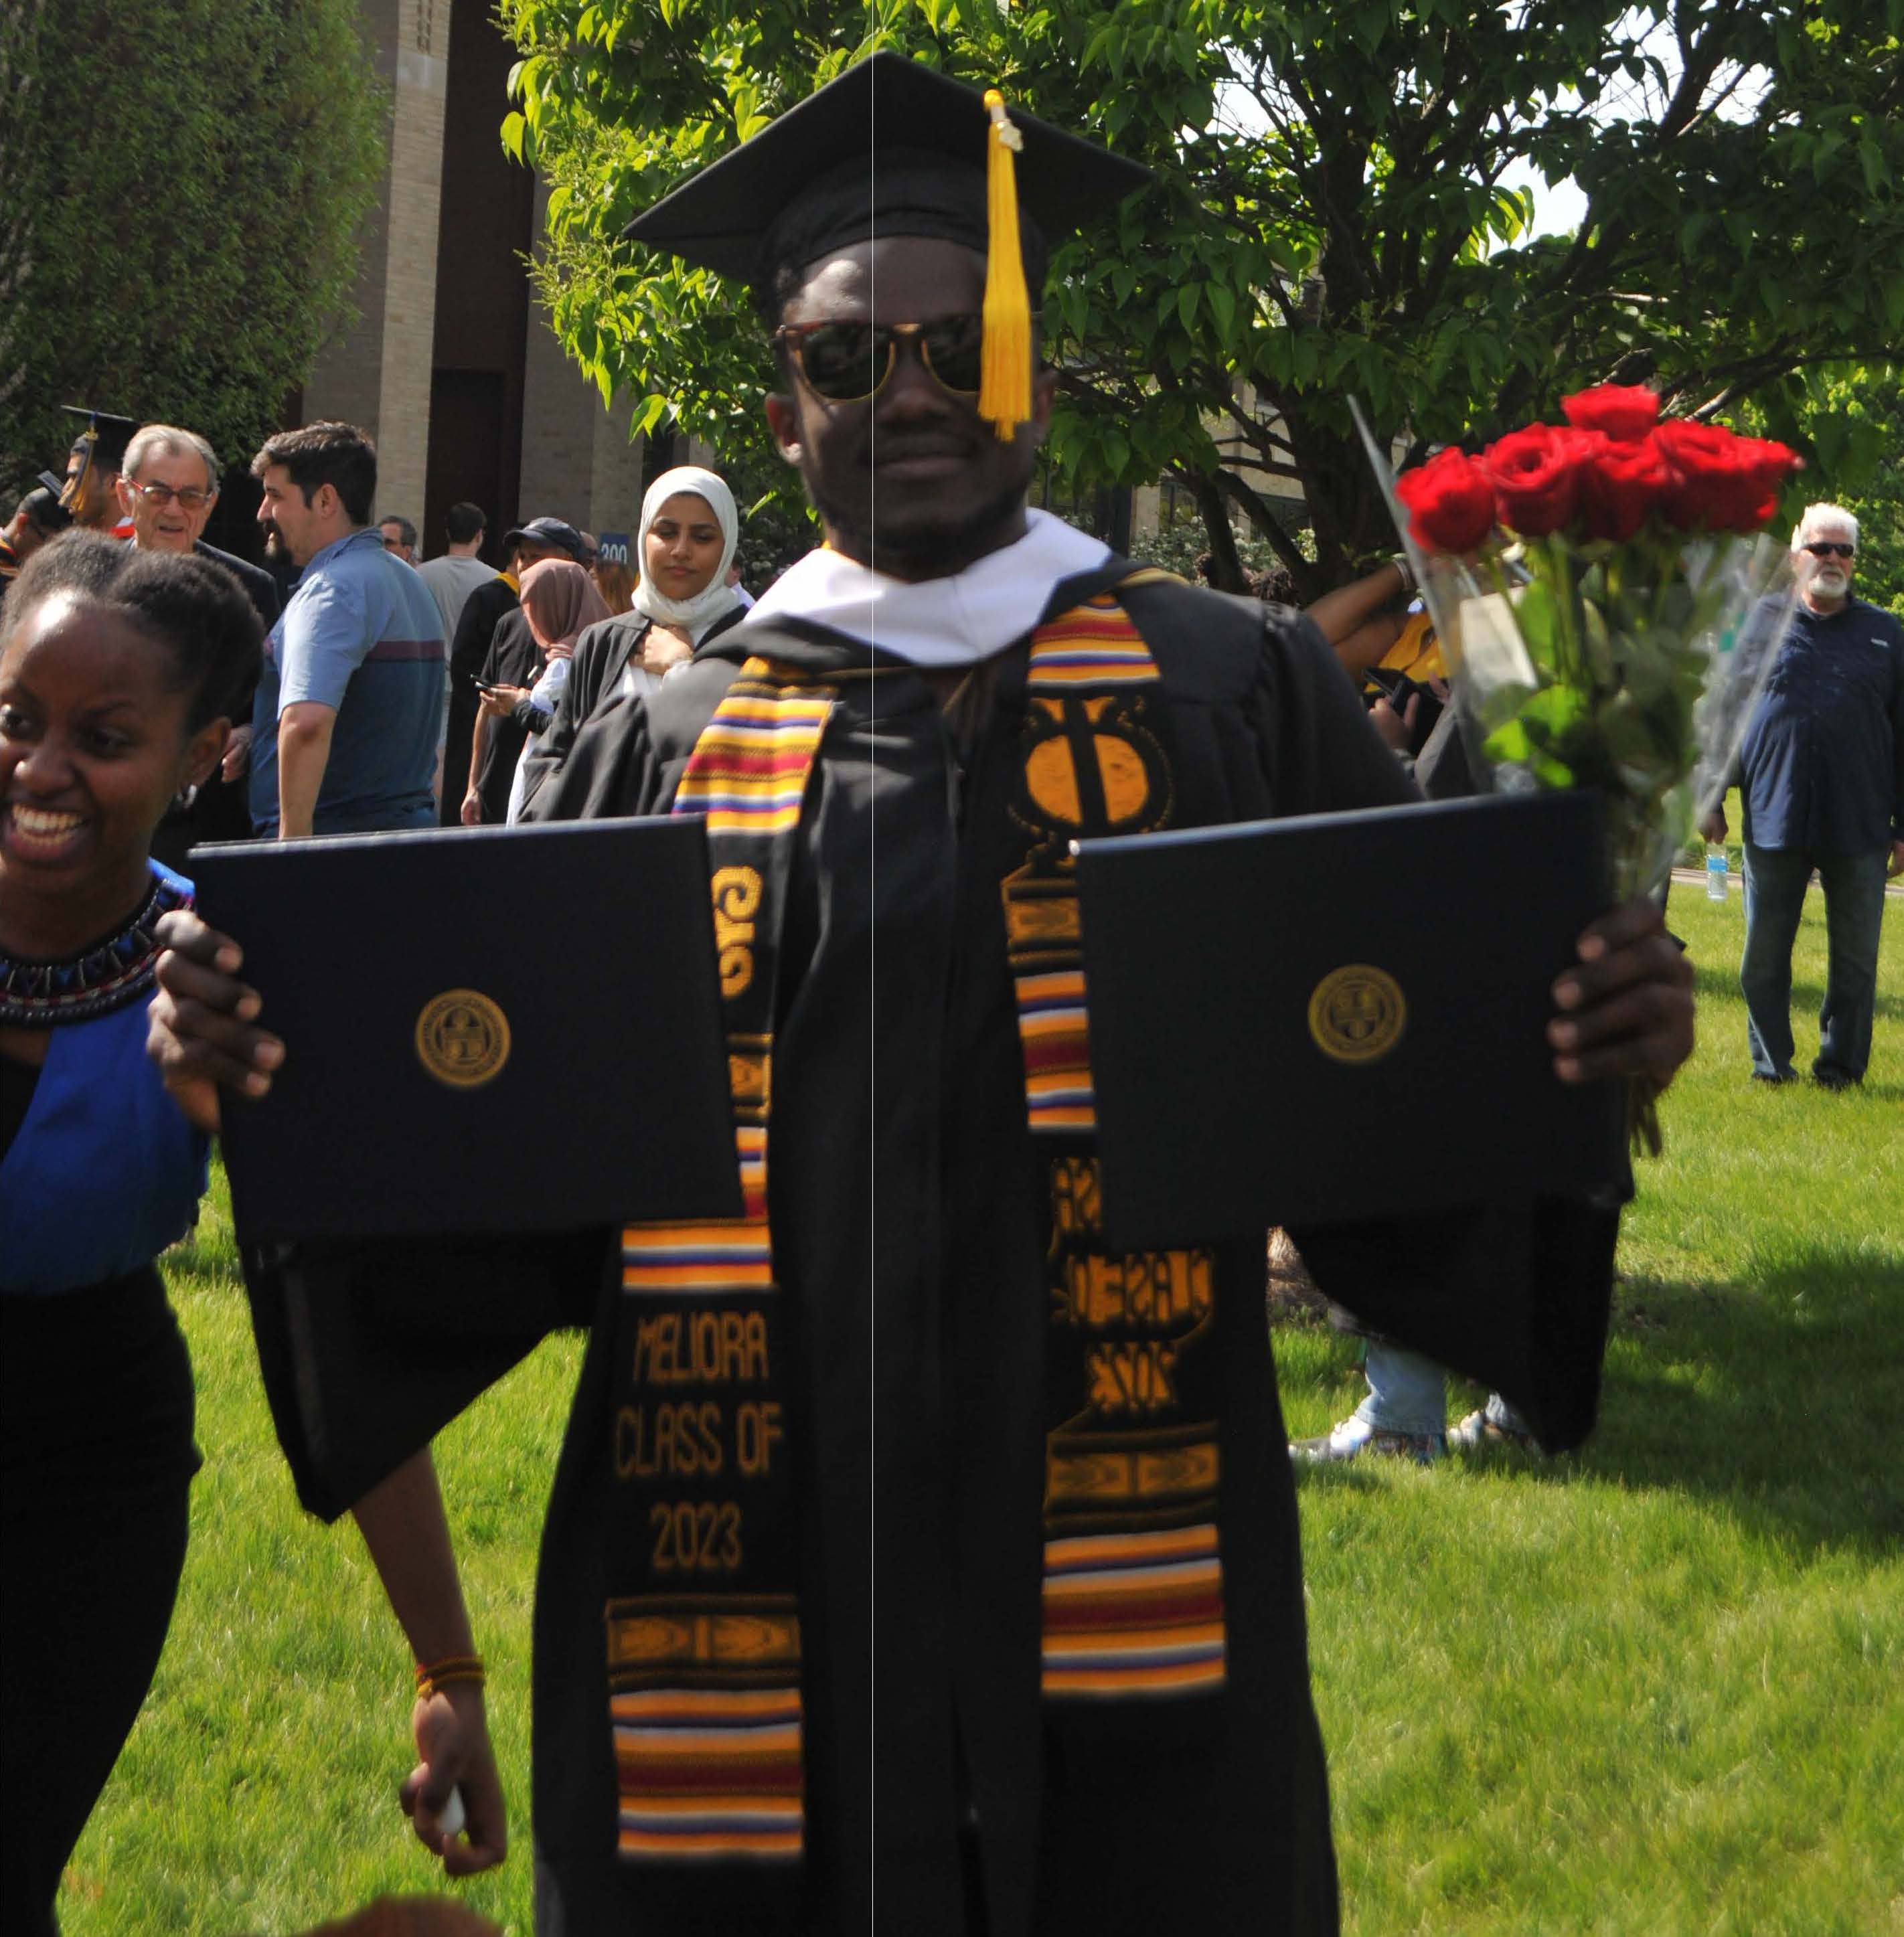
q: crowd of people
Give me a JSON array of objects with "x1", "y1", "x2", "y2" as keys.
[{"x1": 2, "y1": 47, "x2": 1895, "y2": 1937}]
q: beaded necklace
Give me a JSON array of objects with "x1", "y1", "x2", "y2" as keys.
[{"x1": 0, "y1": 868, "x2": 191, "y2": 1028}]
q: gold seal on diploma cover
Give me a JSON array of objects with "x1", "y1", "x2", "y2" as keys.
[
  {"x1": 415, "y1": 989, "x2": 511, "y2": 1088},
  {"x1": 1307, "y1": 964, "x2": 1407, "y2": 1064}
]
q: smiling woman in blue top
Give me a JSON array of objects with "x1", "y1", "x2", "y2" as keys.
[
  {"x1": 0, "y1": 532, "x2": 261, "y2": 1933},
  {"x1": 249, "y1": 422, "x2": 447, "y2": 839}
]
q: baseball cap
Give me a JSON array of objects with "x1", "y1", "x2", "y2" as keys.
[{"x1": 501, "y1": 516, "x2": 594, "y2": 564}]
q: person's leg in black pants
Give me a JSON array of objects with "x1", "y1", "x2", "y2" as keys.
[{"x1": 1, "y1": 1278, "x2": 196, "y2": 1935}]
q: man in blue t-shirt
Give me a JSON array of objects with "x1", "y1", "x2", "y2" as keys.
[
  {"x1": 248, "y1": 422, "x2": 445, "y2": 837},
  {"x1": 1704, "y1": 502, "x2": 1904, "y2": 1088}
]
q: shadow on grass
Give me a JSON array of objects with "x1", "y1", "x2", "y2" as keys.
[
  {"x1": 1504, "y1": 1247, "x2": 1904, "y2": 1559},
  {"x1": 1690, "y1": 959, "x2": 1904, "y2": 1027}
]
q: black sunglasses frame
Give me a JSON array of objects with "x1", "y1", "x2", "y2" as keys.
[
  {"x1": 1801, "y1": 541, "x2": 1854, "y2": 558},
  {"x1": 774, "y1": 317, "x2": 985, "y2": 405}
]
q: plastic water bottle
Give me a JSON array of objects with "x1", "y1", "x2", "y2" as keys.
[{"x1": 1705, "y1": 843, "x2": 1729, "y2": 901}]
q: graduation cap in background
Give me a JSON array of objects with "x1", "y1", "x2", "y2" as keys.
[
  {"x1": 623, "y1": 52, "x2": 1149, "y2": 439},
  {"x1": 60, "y1": 405, "x2": 141, "y2": 511}
]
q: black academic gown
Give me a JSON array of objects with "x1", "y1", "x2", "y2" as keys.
[
  {"x1": 242, "y1": 567, "x2": 1619, "y2": 1936},
  {"x1": 444, "y1": 574, "x2": 518, "y2": 823},
  {"x1": 470, "y1": 610, "x2": 540, "y2": 823},
  {"x1": 512, "y1": 604, "x2": 749, "y2": 819}
]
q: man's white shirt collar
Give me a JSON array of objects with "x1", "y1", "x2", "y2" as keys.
[{"x1": 741, "y1": 509, "x2": 1111, "y2": 668}]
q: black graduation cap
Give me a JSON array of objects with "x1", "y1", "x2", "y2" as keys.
[
  {"x1": 21, "y1": 483, "x2": 73, "y2": 534},
  {"x1": 59, "y1": 406, "x2": 141, "y2": 515},
  {"x1": 623, "y1": 52, "x2": 1149, "y2": 437},
  {"x1": 62, "y1": 405, "x2": 141, "y2": 472}
]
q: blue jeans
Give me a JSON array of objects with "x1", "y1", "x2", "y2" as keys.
[
  {"x1": 1356, "y1": 1343, "x2": 1531, "y2": 1438},
  {"x1": 1740, "y1": 843, "x2": 1889, "y2": 1082}
]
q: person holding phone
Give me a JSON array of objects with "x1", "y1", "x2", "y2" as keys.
[{"x1": 467, "y1": 558, "x2": 609, "y2": 824}]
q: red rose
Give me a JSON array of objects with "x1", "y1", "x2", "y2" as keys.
[
  {"x1": 1482, "y1": 424, "x2": 1595, "y2": 537},
  {"x1": 1395, "y1": 446, "x2": 1495, "y2": 554},
  {"x1": 1656, "y1": 421, "x2": 1796, "y2": 533},
  {"x1": 1579, "y1": 429, "x2": 1670, "y2": 541},
  {"x1": 1743, "y1": 436, "x2": 1803, "y2": 495},
  {"x1": 1563, "y1": 384, "x2": 1660, "y2": 442}
]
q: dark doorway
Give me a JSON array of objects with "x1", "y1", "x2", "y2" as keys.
[
  {"x1": 641, "y1": 427, "x2": 682, "y2": 492},
  {"x1": 424, "y1": 0, "x2": 536, "y2": 563},
  {"x1": 426, "y1": 371, "x2": 507, "y2": 558}
]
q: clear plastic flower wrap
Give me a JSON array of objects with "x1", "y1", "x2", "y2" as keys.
[{"x1": 1351, "y1": 390, "x2": 1800, "y2": 1151}]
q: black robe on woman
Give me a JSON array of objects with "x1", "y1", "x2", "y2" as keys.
[
  {"x1": 242, "y1": 565, "x2": 1619, "y2": 1935},
  {"x1": 511, "y1": 602, "x2": 749, "y2": 819}
]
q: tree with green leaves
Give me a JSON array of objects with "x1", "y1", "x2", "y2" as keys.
[
  {"x1": 0, "y1": 0, "x2": 386, "y2": 501},
  {"x1": 504, "y1": 0, "x2": 1903, "y2": 596},
  {"x1": 1754, "y1": 369, "x2": 1904, "y2": 617}
]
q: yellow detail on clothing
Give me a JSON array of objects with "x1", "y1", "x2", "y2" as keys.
[
  {"x1": 979, "y1": 90, "x2": 1032, "y2": 440},
  {"x1": 1367, "y1": 610, "x2": 1447, "y2": 689}
]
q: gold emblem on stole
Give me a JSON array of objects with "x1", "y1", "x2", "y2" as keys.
[
  {"x1": 1307, "y1": 964, "x2": 1407, "y2": 1064},
  {"x1": 414, "y1": 989, "x2": 512, "y2": 1088}
]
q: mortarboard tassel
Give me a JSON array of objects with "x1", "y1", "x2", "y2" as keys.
[
  {"x1": 979, "y1": 90, "x2": 1032, "y2": 442},
  {"x1": 61, "y1": 426, "x2": 98, "y2": 513}
]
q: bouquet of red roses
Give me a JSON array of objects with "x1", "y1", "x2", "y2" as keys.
[{"x1": 1355, "y1": 386, "x2": 1802, "y2": 1151}]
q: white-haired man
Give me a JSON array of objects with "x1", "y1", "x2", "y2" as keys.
[
  {"x1": 1703, "y1": 503, "x2": 1904, "y2": 1088},
  {"x1": 119, "y1": 424, "x2": 283, "y2": 853}
]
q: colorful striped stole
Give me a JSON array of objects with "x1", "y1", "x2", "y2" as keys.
[
  {"x1": 607, "y1": 658, "x2": 834, "y2": 1865},
  {"x1": 1006, "y1": 582, "x2": 1229, "y2": 1703},
  {"x1": 605, "y1": 585, "x2": 1231, "y2": 1880}
]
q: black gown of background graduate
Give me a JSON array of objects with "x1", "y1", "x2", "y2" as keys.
[{"x1": 242, "y1": 570, "x2": 1620, "y2": 1935}]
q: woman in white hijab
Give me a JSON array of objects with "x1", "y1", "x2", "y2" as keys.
[
  {"x1": 511, "y1": 467, "x2": 748, "y2": 816},
  {"x1": 627, "y1": 465, "x2": 744, "y2": 673}
]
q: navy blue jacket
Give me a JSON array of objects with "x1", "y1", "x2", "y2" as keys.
[{"x1": 1737, "y1": 594, "x2": 1904, "y2": 853}]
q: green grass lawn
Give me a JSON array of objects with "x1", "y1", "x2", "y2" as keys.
[{"x1": 61, "y1": 883, "x2": 1903, "y2": 1934}]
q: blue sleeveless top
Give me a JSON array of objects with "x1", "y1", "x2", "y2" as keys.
[{"x1": 0, "y1": 865, "x2": 209, "y2": 1296}]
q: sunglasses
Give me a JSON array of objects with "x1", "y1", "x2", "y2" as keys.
[
  {"x1": 1802, "y1": 541, "x2": 1854, "y2": 558},
  {"x1": 125, "y1": 480, "x2": 216, "y2": 512},
  {"x1": 775, "y1": 316, "x2": 985, "y2": 404}
]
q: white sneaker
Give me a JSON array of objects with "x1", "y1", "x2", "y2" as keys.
[
  {"x1": 1291, "y1": 1414, "x2": 1445, "y2": 1466},
  {"x1": 1447, "y1": 1409, "x2": 1540, "y2": 1454}
]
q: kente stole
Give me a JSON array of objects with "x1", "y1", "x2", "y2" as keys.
[
  {"x1": 1003, "y1": 581, "x2": 1227, "y2": 1705},
  {"x1": 605, "y1": 658, "x2": 830, "y2": 1865},
  {"x1": 606, "y1": 586, "x2": 1227, "y2": 1873}
]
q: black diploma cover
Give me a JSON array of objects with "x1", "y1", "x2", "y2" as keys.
[
  {"x1": 1076, "y1": 790, "x2": 1624, "y2": 1250},
  {"x1": 190, "y1": 819, "x2": 740, "y2": 1242}
]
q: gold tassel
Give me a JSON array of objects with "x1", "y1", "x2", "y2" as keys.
[
  {"x1": 979, "y1": 89, "x2": 1031, "y2": 442},
  {"x1": 61, "y1": 427, "x2": 97, "y2": 513}
]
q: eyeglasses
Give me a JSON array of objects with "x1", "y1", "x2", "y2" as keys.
[
  {"x1": 1802, "y1": 541, "x2": 1854, "y2": 558},
  {"x1": 774, "y1": 316, "x2": 985, "y2": 404},
  {"x1": 125, "y1": 480, "x2": 216, "y2": 511}
]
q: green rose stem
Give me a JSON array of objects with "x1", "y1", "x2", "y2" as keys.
[{"x1": 1546, "y1": 532, "x2": 1581, "y2": 689}]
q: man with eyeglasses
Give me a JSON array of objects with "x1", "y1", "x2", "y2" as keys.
[
  {"x1": 1702, "y1": 503, "x2": 1904, "y2": 1088},
  {"x1": 118, "y1": 424, "x2": 283, "y2": 856},
  {"x1": 118, "y1": 424, "x2": 281, "y2": 628}
]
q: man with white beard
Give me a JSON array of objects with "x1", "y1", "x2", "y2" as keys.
[{"x1": 1703, "y1": 502, "x2": 1904, "y2": 1088}]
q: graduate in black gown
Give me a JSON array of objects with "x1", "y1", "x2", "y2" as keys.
[{"x1": 147, "y1": 54, "x2": 1696, "y2": 1935}]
